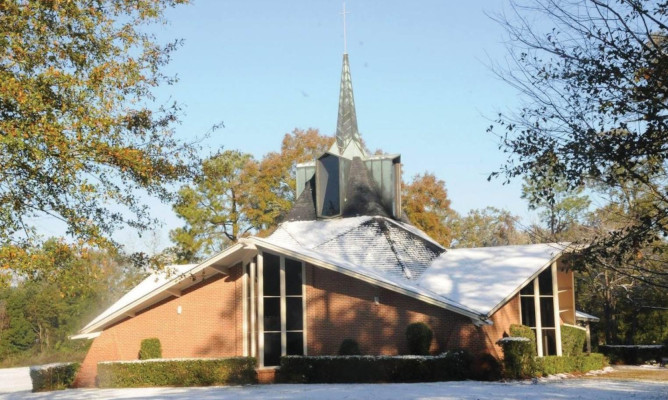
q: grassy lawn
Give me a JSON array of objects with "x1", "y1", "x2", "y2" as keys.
[{"x1": 584, "y1": 366, "x2": 668, "y2": 382}]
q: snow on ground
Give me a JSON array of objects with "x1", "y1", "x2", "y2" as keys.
[
  {"x1": 0, "y1": 367, "x2": 31, "y2": 393},
  {"x1": 1, "y1": 375, "x2": 667, "y2": 400}
]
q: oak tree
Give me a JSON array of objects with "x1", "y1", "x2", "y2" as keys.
[{"x1": 403, "y1": 173, "x2": 458, "y2": 247}]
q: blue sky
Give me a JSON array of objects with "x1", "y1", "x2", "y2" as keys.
[{"x1": 115, "y1": 0, "x2": 541, "y2": 251}]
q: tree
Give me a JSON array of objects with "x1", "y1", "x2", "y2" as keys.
[
  {"x1": 245, "y1": 128, "x2": 334, "y2": 232},
  {"x1": 489, "y1": 0, "x2": 668, "y2": 287},
  {"x1": 403, "y1": 173, "x2": 458, "y2": 247},
  {"x1": 453, "y1": 207, "x2": 529, "y2": 248},
  {"x1": 0, "y1": 0, "x2": 195, "y2": 251},
  {"x1": 170, "y1": 150, "x2": 257, "y2": 262},
  {"x1": 521, "y1": 175, "x2": 590, "y2": 241},
  {"x1": 170, "y1": 129, "x2": 333, "y2": 261}
]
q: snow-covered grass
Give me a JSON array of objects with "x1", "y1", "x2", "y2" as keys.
[{"x1": 1, "y1": 367, "x2": 667, "y2": 400}]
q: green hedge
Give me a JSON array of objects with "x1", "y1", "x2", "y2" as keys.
[
  {"x1": 97, "y1": 357, "x2": 257, "y2": 388},
  {"x1": 599, "y1": 345, "x2": 665, "y2": 365},
  {"x1": 406, "y1": 322, "x2": 433, "y2": 355},
  {"x1": 279, "y1": 351, "x2": 473, "y2": 383},
  {"x1": 536, "y1": 353, "x2": 608, "y2": 376},
  {"x1": 138, "y1": 338, "x2": 162, "y2": 360},
  {"x1": 561, "y1": 325, "x2": 586, "y2": 356},
  {"x1": 497, "y1": 337, "x2": 536, "y2": 379},
  {"x1": 29, "y1": 363, "x2": 80, "y2": 392}
]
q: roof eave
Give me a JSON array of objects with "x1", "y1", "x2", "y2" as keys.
[{"x1": 78, "y1": 242, "x2": 257, "y2": 335}]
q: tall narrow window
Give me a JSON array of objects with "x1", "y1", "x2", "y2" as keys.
[
  {"x1": 261, "y1": 253, "x2": 305, "y2": 366},
  {"x1": 519, "y1": 267, "x2": 559, "y2": 356},
  {"x1": 262, "y1": 253, "x2": 281, "y2": 366}
]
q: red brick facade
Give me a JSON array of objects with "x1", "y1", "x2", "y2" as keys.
[
  {"x1": 75, "y1": 261, "x2": 522, "y2": 386},
  {"x1": 304, "y1": 264, "x2": 520, "y2": 358},
  {"x1": 75, "y1": 266, "x2": 244, "y2": 387}
]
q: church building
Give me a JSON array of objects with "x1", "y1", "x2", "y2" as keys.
[{"x1": 73, "y1": 52, "x2": 582, "y2": 386}]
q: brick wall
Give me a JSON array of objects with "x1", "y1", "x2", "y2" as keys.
[
  {"x1": 304, "y1": 264, "x2": 520, "y2": 358},
  {"x1": 74, "y1": 265, "x2": 244, "y2": 387}
]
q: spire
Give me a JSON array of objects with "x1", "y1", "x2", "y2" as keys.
[{"x1": 331, "y1": 53, "x2": 366, "y2": 157}]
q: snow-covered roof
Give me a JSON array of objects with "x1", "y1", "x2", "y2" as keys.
[
  {"x1": 576, "y1": 310, "x2": 600, "y2": 322},
  {"x1": 260, "y1": 218, "x2": 570, "y2": 319},
  {"x1": 76, "y1": 242, "x2": 256, "y2": 336},
  {"x1": 418, "y1": 244, "x2": 568, "y2": 315},
  {"x1": 80, "y1": 264, "x2": 197, "y2": 333}
]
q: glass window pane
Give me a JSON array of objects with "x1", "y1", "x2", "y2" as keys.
[
  {"x1": 263, "y1": 253, "x2": 280, "y2": 296},
  {"x1": 538, "y1": 268, "x2": 553, "y2": 296},
  {"x1": 285, "y1": 258, "x2": 303, "y2": 296},
  {"x1": 520, "y1": 282, "x2": 534, "y2": 296},
  {"x1": 541, "y1": 329, "x2": 557, "y2": 356},
  {"x1": 521, "y1": 296, "x2": 536, "y2": 327},
  {"x1": 286, "y1": 297, "x2": 303, "y2": 331},
  {"x1": 264, "y1": 332, "x2": 281, "y2": 366},
  {"x1": 264, "y1": 297, "x2": 281, "y2": 332},
  {"x1": 540, "y1": 297, "x2": 555, "y2": 327},
  {"x1": 286, "y1": 332, "x2": 304, "y2": 356}
]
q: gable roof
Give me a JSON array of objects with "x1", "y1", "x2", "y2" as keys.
[{"x1": 418, "y1": 243, "x2": 568, "y2": 316}]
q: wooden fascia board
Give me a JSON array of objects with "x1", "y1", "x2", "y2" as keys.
[
  {"x1": 249, "y1": 238, "x2": 489, "y2": 323},
  {"x1": 79, "y1": 242, "x2": 253, "y2": 335}
]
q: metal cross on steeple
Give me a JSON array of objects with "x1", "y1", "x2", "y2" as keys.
[{"x1": 341, "y1": 2, "x2": 349, "y2": 54}]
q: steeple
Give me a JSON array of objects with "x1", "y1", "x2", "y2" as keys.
[{"x1": 330, "y1": 53, "x2": 366, "y2": 158}]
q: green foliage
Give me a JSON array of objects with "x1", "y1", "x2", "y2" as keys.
[
  {"x1": 498, "y1": 325, "x2": 538, "y2": 379},
  {"x1": 453, "y1": 207, "x2": 529, "y2": 248},
  {"x1": 599, "y1": 345, "x2": 665, "y2": 365},
  {"x1": 490, "y1": 0, "x2": 668, "y2": 289},
  {"x1": 29, "y1": 363, "x2": 80, "y2": 392},
  {"x1": 561, "y1": 325, "x2": 586, "y2": 356},
  {"x1": 97, "y1": 357, "x2": 257, "y2": 388},
  {"x1": 509, "y1": 325, "x2": 537, "y2": 358},
  {"x1": 278, "y1": 352, "x2": 473, "y2": 384},
  {"x1": 536, "y1": 354, "x2": 608, "y2": 376},
  {"x1": 405, "y1": 322, "x2": 433, "y2": 355},
  {"x1": 0, "y1": 0, "x2": 196, "y2": 249},
  {"x1": 338, "y1": 339, "x2": 361, "y2": 356},
  {"x1": 138, "y1": 338, "x2": 162, "y2": 360}
]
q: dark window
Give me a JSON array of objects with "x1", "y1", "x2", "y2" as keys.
[
  {"x1": 263, "y1": 253, "x2": 280, "y2": 297},
  {"x1": 538, "y1": 269, "x2": 553, "y2": 296},
  {"x1": 520, "y1": 283, "x2": 534, "y2": 296},
  {"x1": 264, "y1": 297, "x2": 281, "y2": 332},
  {"x1": 285, "y1": 258, "x2": 303, "y2": 296},
  {"x1": 286, "y1": 332, "x2": 304, "y2": 356},
  {"x1": 318, "y1": 154, "x2": 340, "y2": 216},
  {"x1": 540, "y1": 297, "x2": 555, "y2": 327},
  {"x1": 541, "y1": 329, "x2": 557, "y2": 356},
  {"x1": 286, "y1": 297, "x2": 303, "y2": 331},
  {"x1": 264, "y1": 332, "x2": 281, "y2": 366},
  {"x1": 521, "y1": 296, "x2": 536, "y2": 327}
]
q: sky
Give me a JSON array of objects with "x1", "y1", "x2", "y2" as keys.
[{"x1": 62, "y1": 1, "x2": 546, "y2": 251}]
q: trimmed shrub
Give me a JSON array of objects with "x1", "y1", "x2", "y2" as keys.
[
  {"x1": 509, "y1": 325, "x2": 537, "y2": 358},
  {"x1": 338, "y1": 339, "x2": 361, "y2": 355},
  {"x1": 561, "y1": 325, "x2": 586, "y2": 356},
  {"x1": 470, "y1": 353, "x2": 502, "y2": 381},
  {"x1": 30, "y1": 363, "x2": 80, "y2": 392},
  {"x1": 138, "y1": 338, "x2": 162, "y2": 360},
  {"x1": 406, "y1": 322, "x2": 433, "y2": 355},
  {"x1": 536, "y1": 353, "x2": 608, "y2": 376},
  {"x1": 278, "y1": 351, "x2": 472, "y2": 384},
  {"x1": 97, "y1": 357, "x2": 257, "y2": 388},
  {"x1": 497, "y1": 337, "x2": 536, "y2": 379},
  {"x1": 599, "y1": 345, "x2": 664, "y2": 365}
]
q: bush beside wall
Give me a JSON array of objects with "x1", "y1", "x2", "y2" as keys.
[
  {"x1": 279, "y1": 352, "x2": 473, "y2": 384},
  {"x1": 30, "y1": 363, "x2": 80, "y2": 392},
  {"x1": 536, "y1": 353, "x2": 608, "y2": 376},
  {"x1": 560, "y1": 325, "x2": 586, "y2": 356},
  {"x1": 406, "y1": 322, "x2": 433, "y2": 355},
  {"x1": 97, "y1": 357, "x2": 257, "y2": 388},
  {"x1": 138, "y1": 338, "x2": 162, "y2": 360}
]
